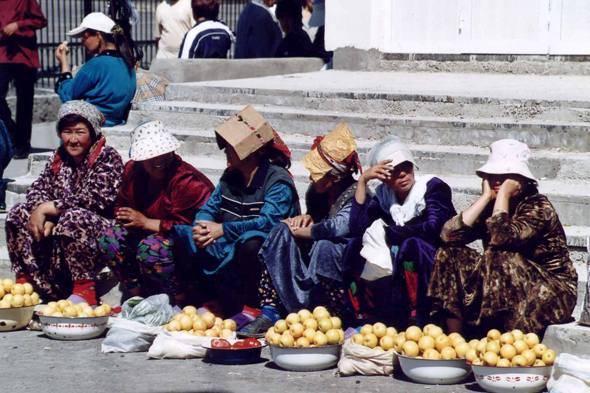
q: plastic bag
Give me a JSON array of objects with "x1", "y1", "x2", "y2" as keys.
[
  {"x1": 121, "y1": 294, "x2": 175, "y2": 326},
  {"x1": 579, "y1": 238, "x2": 590, "y2": 326},
  {"x1": 548, "y1": 353, "x2": 590, "y2": 392},
  {"x1": 338, "y1": 340, "x2": 397, "y2": 376},
  {"x1": 147, "y1": 331, "x2": 237, "y2": 359},
  {"x1": 360, "y1": 219, "x2": 393, "y2": 281},
  {"x1": 101, "y1": 318, "x2": 164, "y2": 353}
]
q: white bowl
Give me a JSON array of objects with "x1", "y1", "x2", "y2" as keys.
[
  {"x1": 471, "y1": 364, "x2": 552, "y2": 393},
  {"x1": 0, "y1": 306, "x2": 36, "y2": 331},
  {"x1": 396, "y1": 353, "x2": 472, "y2": 385},
  {"x1": 269, "y1": 344, "x2": 343, "y2": 371},
  {"x1": 38, "y1": 313, "x2": 110, "y2": 340}
]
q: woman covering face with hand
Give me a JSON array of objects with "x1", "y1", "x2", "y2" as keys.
[
  {"x1": 428, "y1": 139, "x2": 578, "y2": 335},
  {"x1": 6, "y1": 101, "x2": 124, "y2": 305},
  {"x1": 344, "y1": 136, "x2": 456, "y2": 325}
]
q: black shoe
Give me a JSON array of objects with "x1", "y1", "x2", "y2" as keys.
[
  {"x1": 12, "y1": 146, "x2": 30, "y2": 160},
  {"x1": 237, "y1": 315, "x2": 274, "y2": 339}
]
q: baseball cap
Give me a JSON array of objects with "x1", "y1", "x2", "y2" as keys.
[{"x1": 67, "y1": 12, "x2": 116, "y2": 38}]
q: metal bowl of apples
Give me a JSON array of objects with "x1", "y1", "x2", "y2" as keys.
[
  {"x1": 396, "y1": 352, "x2": 472, "y2": 385},
  {"x1": 471, "y1": 364, "x2": 553, "y2": 393},
  {"x1": 0, "y1": 305, "x2": 36, "y2": 332},
  {"x1": 269, "y1": 343, "x2": 343, "y2": 372},
  {"x1": 37, "y1": 303, "x2": 113, "y2": 341},
  {"x1": 202, "y1": 338, "x2": 267, "y2": 365}
]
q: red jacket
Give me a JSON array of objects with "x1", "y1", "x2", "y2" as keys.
[{"x1": 0, "y1": 0, "x2": 47, "y2": 68}]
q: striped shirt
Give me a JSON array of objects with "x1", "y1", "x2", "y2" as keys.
[{"x1": 178, "y1": 19, "x2": 234, "y2": 59}]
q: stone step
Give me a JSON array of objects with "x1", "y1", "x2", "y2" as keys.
[
  {"x1": 128, "y1": 101, "x2": 590, "y2": 152},
  {"x1": 105, "y1": 125, "x2": 590, "y2": 183}
]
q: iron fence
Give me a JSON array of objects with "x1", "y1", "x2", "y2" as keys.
[{"x1": 36, "y1": 0, "x2": 249, "y2": 87}]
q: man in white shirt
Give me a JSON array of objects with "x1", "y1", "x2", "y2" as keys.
[{"x1": 155, "y1": 0, "x2": 195, "y2": 59}]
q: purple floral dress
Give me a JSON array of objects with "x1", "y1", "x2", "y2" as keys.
[{"x1": 6, "y1": 144, "x2": 123, "y2": 298}]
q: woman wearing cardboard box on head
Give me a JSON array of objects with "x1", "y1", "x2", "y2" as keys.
[
  {"x1": 428, "y1": 139, "x2": 577, "y2": 335},
  {"x1": 174, "y1": 106, "x2": 300, "y2": 321},
  {"x1": 54, "y1": 12, "x2": 137, "y2": 126},
  {"x1": 343, "y1": 136, "x2": 456, "y2": 327}
]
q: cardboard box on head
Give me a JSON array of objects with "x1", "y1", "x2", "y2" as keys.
[{"x1": 215, "y1": 106, "x2": 275, "y2": 161}]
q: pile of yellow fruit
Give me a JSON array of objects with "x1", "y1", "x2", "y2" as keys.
[
  {"x1": 41, "y1": 300, "x2": 112, "y2": 317},
  {"x1": 350, "y1": 322, "x2": 398, "y2": 351},
  {"x1": 391, "y1": 324, "x2": 470, "y2": 359},
  {"x1": 162, "y1": 306, "x2": 237, "y2": 337},
  {"x1": 466, "y1": 329, "x2": 556, "y2": 367},
  {"x1": 0, "y1": 279, "x2": 41, "y2": 308},
  {"x1": 265, "y1": 306, "x2": 345, "y2": 347}
]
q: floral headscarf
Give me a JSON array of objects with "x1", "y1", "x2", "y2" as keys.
[{"x1": 56, "y1": 100, "x2": 106, "y2": 138}]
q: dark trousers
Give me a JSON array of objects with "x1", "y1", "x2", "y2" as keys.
[{"x1": 0, "y1": 63, "x2": 37, "y2": 151}]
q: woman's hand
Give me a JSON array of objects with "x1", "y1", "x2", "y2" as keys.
[
  {"x1": 359, "y1": 159, "x2": 393, "y2": 184},
  {"x1": 481, "y1": 179, "x2": 497, "y2": 200},
  {"x1": 116, "y1": 207, "x2": 148, "y2": 230},
  {"x1": 192, "y1": 220, "x2": 224, "y2": 248},
  {"x1": 28, "y1": 207, "x2": 47, "y2": 242},
  {"x1": 43, "y1": 221, "x2": 56, "y2": 238},
  {"x1": 3, "y1": 22, "x2": 19, "y2": 36},
  {"x1": 282, "y1": 214, "x2": 313, "y2": 230},
  {"x1": 55, "y1": 42, "x2": 70, "y2": 64},
  {"x1": 497, "y1": 179, "x2": 522, "y2": 199}
]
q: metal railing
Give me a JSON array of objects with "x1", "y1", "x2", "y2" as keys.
[{"x1": 36, "y1": 0, "x2": 249, "y2": 87}]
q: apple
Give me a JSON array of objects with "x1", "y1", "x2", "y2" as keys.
[
  {"x1": 401, "y1": 340, "x2": 420, "y2": 357},
  {"x1": 542, "y1": 350, "x2": 556, "y2": 365},
  {"x1": 393, "y1": 335, "x2": 406, "y2": 352},
  {"x1": 3, "y1": 294, "x2": 13, "y2": 304},
  {"x1": 487, "y1": 329, "x2": 501, "y2": 341},
  {"x1": 168, "y1": 320, "x2": 182, "y2": 331},
  {"x1": 22, "y1": 283, "x2": 34, "y2": 296},
  {"x1": 532, "y1": 343, "x2": 547, "y2": 358},
  {"x1": 330, "y1": 317, "x2": 342, "y2": 330},
  {"x1": 303, "y1": 328, "x2": 316, "y2": 342},
  {"x1": 303, "y1": 318, "x2": 318, "y2": 331},
  {"x1": 222, "y1": 319, "x2": 237, "y2": 331},
  {"x1": 363, "y1": 333, "x2": 378, "y2": 349},
  {"x1": 373, "y1": 322, "x2": 387, "y2": 338},
  {"x1": 435, "y1": 335, "x2": 452, "y2": 352},
  {"x1": 441, "y1": 347, "x2": 457, "y2": 360},
  {"x1": 533, "y1": 359, "x2": 546, "y2": 367},
  {"x1": 482, "y1": 351, "x2": 498, "y2": 366},
  {"x1": 338, "y1": 329, "x2": 345, "y2": 343},
  {"x1": 23, "y1": 294, "x2": 32, "y2": 307},
  {"x1": 214, "y1": 317, "x2": 223, "y2": 327},
  {"x1": 466, "y1": 349, "x2": 478, "y2": 364},
  {"x1": 326, "y1": 329, "x2": 340, "y2": 345},
  {"x1": 41, "y1": 305, "x2": 56, "y2": 316},
  {"x1": 2, "y1": 279, "x2": 14, "y2": 293},
  {"x1": 269, "y1": 333, "x2": 281, "y2": 346},
  {"x1": 374, "y1": 346, "x2": 384, "y2": 351},
  {"x1": 11, "y1": 283, "x2": 25, "y2": 296},
  {"x1": 380, "y1": 335, "x2": 395, "y2": 351},
  {"x1": 418, "y1": 335, "x2": 435, "y2": 353},
  {"x1": 455, "y1": 342, "x2": 470, "y2": 358},
  {"x1": 265, "y1": 328, "x2": 275, "y2": 343},
  {"x1": 513, "y1": 340, "x2": 529, "y2": 354},
  {"x1": 405, "y1": 326, "x2": 423, "y2": 342},
  {"x1": 312, "y1": 306, "x2": 329, "y2": 319},
  {"x1": 497, "y1": 358, "x2": 511, "y2": 367},
  {"x1": 360, "y1": 324, "x2": 373, "y2": 336},
  {"x1": 386, "y1": 327, "x2": 397, "y2": 337},
  {"x1": 313, "y1": 331, "x2": 328, "y2": 346},
  {"x1": 204, "y1": 329, "x2": 217, "y2": 337},
  {"x1": 318, "y1": 318, "x2": 333, "y2": 333},
  {"x1": 193, "y1": 319, "x2": 207, "y2": 331},
  {"x1": 500, "y1": 344, "x2": 517, "y2": 360},
  {"x1": 57, "y1": 299, "x2": 69, "y2": 311},
  {"x1": 512, "y1": 355, "x2": 527, "y2": 367},
  {"x1": 511, "y1": 329, "x2": 524, "y2": 341},
  {"x1": 472, "y1": 358, "x2": 483, "y2": 366},
  {"x1": 500, "y1": 332, "x2": 515, "y2": 345},
  {"x1": 0, "y1": 286, "x2": 4, "y2": 299},
  {"x1": 524, "y1": 333, "x2": 540, "y2": 349},
  {"x1": 298, "y1": 309, "x2": 312, "y2": 322},
  {"x1": 182, "y1": 305, "x2": 197, "y2": 316},
  {"x1": 452, "y1": 336, "x2": 466, "y2": 348},
  {"x1": 485, "y1": 340, "x2": 501, "y2": 355},
  {"x1": 422, "y1": 324, "x2": 436, "y2": 335},
  {"x1": 448, "y1": 332, "x2": 460, "y2": 341},
  {"x1": 351, "y1": 333, "x2": 364, "y2": 345},
  {"x1": 220, "y1": 329, "x2": 233, "y2": 338},
  {"x1": 274, "y1": 319, "x2": 288, "y2": 334},
  {"x1": 280, "y1": 334, "x2": 295, "y2": 348},
  {"x1": 468, "y1": 339, "x2": 479, "y2": 349},
  {"x1": 179, "y1": 315, "x2": 193, "y2": 330},
  {"x1": 51, "y1": 311, "x2": 64, "y2": 317},
  {"x1": 290, "y1": 322, "x2": 304, "y2": 338},
  {"x1": 296, "y1": 337, "x2": 310, "y2": 347},
  {"x1": 285, "y1": 313, "x2": 300, "y2": 327},
  {"x1": 313, "y1": 308, "x2": 330, "y2": 322},
  {"x1": 427, "y1": 325, "x2": 443, "y2": 339},
  {"x1": 522, "y1": 349, "x2": 536, "y2": 366},
  {"x1": 201, "y1": 312, "x2": 216, "y2": 328},
  {"x1": 11, "y1": 294, "x2": 24, "y2": 308},
  {"x1": 423, "y1": 348, "x2": 441, "y2": 360}
]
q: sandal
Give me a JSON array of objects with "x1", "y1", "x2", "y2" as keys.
[{"x1": 237, "y1": 315, "x2": 274, "y2": 339}]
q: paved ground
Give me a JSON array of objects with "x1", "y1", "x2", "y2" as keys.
[
  {"x1": 4, "y1": 122, "x2": 58, "y2": 179},
  {"x1": 2, "y1": 330, "x2": 480, "y2": 393}
]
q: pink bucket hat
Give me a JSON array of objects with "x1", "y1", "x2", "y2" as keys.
[{"x1": 476, "y1": 139, "x2": 537, "y2": 184}]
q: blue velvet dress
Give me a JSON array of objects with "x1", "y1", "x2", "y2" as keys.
[
  {"x1": 261, "y1": 182, "x2": 359, "y2": 313},
  {"x1": 344, "y1": 177, "x2": 456, "y2": 320}
]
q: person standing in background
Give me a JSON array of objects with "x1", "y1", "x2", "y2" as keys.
[
  {"x1": 0, "y1": 0, "x2": 47, "y2": 159},
  {"x1": 234, "y1": 0, "x2": 282, "y2": 59},
  {"x1": 155, "y1": 0, "x2": 195, "y2": 59},
  {"x1": 274, "y1": 0, "x2": 314, "y2": 58}
]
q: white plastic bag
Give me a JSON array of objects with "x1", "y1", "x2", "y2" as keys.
[
  {"x1": 548, "y1": 353, "x2": 590, "y2": 392},
  {"x1": 121, "y1": 294, "x2": 175, "y2": 326},
  {"x1": 101, "y1": 318, "x2": 164, "y2": 353},
  {"x1": 360, "y1": 219, "x2": 393, "y2": 281},
  {"x1": 338, "y1": 340, "x2": 397, "y2": 376},
  {"x1": 148, "y1": 331, "x2": 237, "y2": 359},
  {"x1": 579, "y1": 238, "x2": 590, "y2": 326}
]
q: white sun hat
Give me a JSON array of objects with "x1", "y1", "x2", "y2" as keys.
[
  {"x1": 476, "y1": 139, "x2": 537, "y2": 184},
  {"x1": 367, "y1": 135, "x2": 418, "y2": 170},
  {"x1": 129, "y1": 121, "x2": 181, "y2": 162},
  {"x1": 67, "y1": 12, "x2": 116, "y2": 39}
]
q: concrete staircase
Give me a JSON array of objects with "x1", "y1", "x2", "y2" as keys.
[{"x1": 1, "y1": 70, "x2": 589, "y2": 355}]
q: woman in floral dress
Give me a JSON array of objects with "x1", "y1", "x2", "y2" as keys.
[
  {"x1": 428, "y1": 139, "x2": 578, "y2": 334},
  {"x1": 6, "y1": 101, "x2": 124, "y2": 305},
  {"x1": 100, "y1": 121, "x2": 214, "y2": 305}
]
